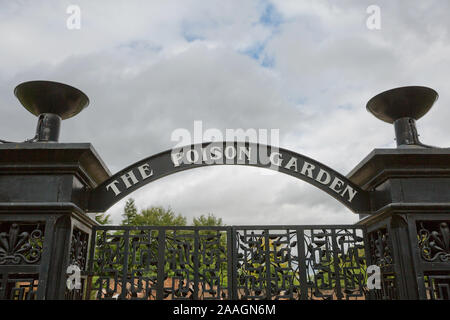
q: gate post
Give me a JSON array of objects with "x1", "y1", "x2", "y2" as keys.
[
  {"x1": 349, "y1": 86, "x2": 450, "y2": 300},
  {"x1": 0, "y1": 81, "x2": 111, "y2": 300},
  {"x1": 0, "y1": 143, "x2": 110, "y2": 299}
]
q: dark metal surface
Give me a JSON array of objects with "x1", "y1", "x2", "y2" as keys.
[
  {"x1": 366, "y1": 87, "x2": 438, "y2": 148},
  {"x1": 34, "y1": 113, "x2": 61, "y2": 142},
  {"x1": 367, "y1": 86, "x2": 439, "y2": 147},
  {"x1": 0, "y1": 214, "x2": 59, "y2": 300},
  {"x1": 87, "y1": 226, "x2": 231, "y2": 300},
  {"x1": 13, "y1": 81, "x2": 89, "y2": 143},
  {"x1": 393, "y1": 117, "x2": 420, "y2": 147},
  {"x1": 407, "y1": 214, "x2": 450, "y2": 300},
  {"x1": 86, "y1": 225, "x2": 369, "y2": 300},
  {"x1": 14, "y1": 80, "x2": 89, "y2": 120}
]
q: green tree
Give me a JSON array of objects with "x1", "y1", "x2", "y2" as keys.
[
  {"x1": 132, "y1": 206, "x2": 187, "y2": 226},
  {"x1": 193, "y1": 213, "x2": 224, "y2": 226},
  {"x1": 95, "y1": 212, "x2": 111, "y2": 225},
  {"x1": 122, "y1": 198, "x2": 138, "y2": 225}
]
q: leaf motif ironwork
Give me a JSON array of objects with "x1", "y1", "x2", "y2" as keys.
[
  {"x1": 418, "y1": 222, "x2": 450, "y2": 263},
  {"x1": 0, "y1": 223, "x2": 43, "y2": 265}
]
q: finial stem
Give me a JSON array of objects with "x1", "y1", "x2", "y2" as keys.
[
  {"x1": 393, "y1": 117, "x2": 420, "y2": 147},
  {"x1": 35, "y1": 113, "x2": 61, "y2": 142}
]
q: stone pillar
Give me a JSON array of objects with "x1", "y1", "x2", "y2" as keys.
[
  {"x1": 0, "y1": 143, "x2": 110, "y2": 299},
  {"x1": 349, "y1": 146, "x2": 450, "y2": 299},
  {"x1": 347, "y1": 85, "x2": 450, "y2": 300}
]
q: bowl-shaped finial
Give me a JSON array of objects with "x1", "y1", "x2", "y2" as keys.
[
  {"x1": 366, "y1": 86, "x2": 438, "y2": 124},
  {"x1": 14, "y1": 80, "x2": 89, "y2": 142},
  {"x1": 366, "y1": 86, "x2": 438, "y2": 148},
  {"x1": 14, "y1": 80, "x2": 89, "y2": 120}
]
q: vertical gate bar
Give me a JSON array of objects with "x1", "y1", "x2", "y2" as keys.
[
  {"x1": 296, "y1": 227, "x2": 308, "y2": 300},
  {"x1": 84, "y1": 275, "x2": 92, "y2": 300},
  {"x1": 389, "y1": 220, "x2": 405, "y2": 298},
  {"x1": 120, "y1": 229, "x2": 130, "y2": 300},
  {"x1": 36, "y1": 216, "x2": 55, "y2": 300},
  {"x1": 193, "y1": 229, "x2": 200, "y2": 300},
  {"x1": 84, "y1": 226, "x2": 97, "y2": 300},
  {"x1": 231, "y1": 227, "x2": 238, "y2": 300},
  {"x1": 0, "y1": 273, "x2": 6, "y2": 299},
  {"x1": 388, "y1": 216, "x2": 407, "y2": 299},
  {"x1": 406, "y1": 215, "x2": 426, "y2": 299},
  {"x1": 331, "y1": 228, "x2": 343, "y2": 300},
  {"x1": 362, "y1": 227, "x2": 372, "y2": 267},
  {"x1": 362, "y1": 226, "x2": 374, "y2": 300},
  {"x1": 264, "y1": 228, "x2": 272, "y2": 299},
  {"x1": 156, "y1": 229, "x2": 166, "y2": 300},
  {"x1": 87, "y1": 227, "x2": 97, "y2": 274},
  {"x1": 226, "y1": 227, "x2": 234, "y2": 300}
]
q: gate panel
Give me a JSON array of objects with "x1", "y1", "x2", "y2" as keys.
[
  {"x1": 232, "y1": 227, "x2": 303, "y2": 300},
  {"x1": 87, "y1": 226, "x2": 231, "y2": 300},
  {"x1": 232, "y1": 226, "x2": 367, "y2": 300},
  {"x1": 303, "y1": 227, "x2": 367, "y2": 300},
  {"x1": 86, "y1": 225, "x2": 369, "y2": 300},
  {"x1": 0, "y1": 218, "x2": 48, "y2": 300}
]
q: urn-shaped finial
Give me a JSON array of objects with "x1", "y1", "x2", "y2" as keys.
[
  {"x1": 366, "y1": 86, "x2": 438, "y2": 148},
  {"x1": 14, "y1": 80, "x2": 89, "y2": 142}
]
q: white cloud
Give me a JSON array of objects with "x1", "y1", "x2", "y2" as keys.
[{"x1": 0, "y1": 0, "x2": 448, "y2": 226}]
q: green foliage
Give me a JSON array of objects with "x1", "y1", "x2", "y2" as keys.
[
  {"x1": 132, "y1": 206, "x2": 187, "y2": 226},
  {"x1": 91, "y1": 200, "x2": 230, "y2": 297},
  {"x1": 237, "y1": 237, "x2": 294, "y2": 286},
  {"x1": 95, "y1": 212, "x2": 111, "y2": 225},
  {"x1": 193, "y1": 213, "x2": 224, "y2": 226},
  {"x1": 121, "y1": 199, "x2": 224, "y2": 227},
  {"x1": 121, "y1": 198, "x2": 138, "y2": 226}
]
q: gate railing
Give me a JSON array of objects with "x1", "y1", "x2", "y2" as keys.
[{"x1": 82, "y1": 225, "x2": 379, "y2": 300}]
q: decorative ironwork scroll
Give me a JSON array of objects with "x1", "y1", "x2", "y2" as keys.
[
  {"x1": 303, "y1": 228, "x2": 366, "y2": 300},
  {"x1": 89, "y1": 228, "x2": 132, "y2": 299},
  {"x1": 88, "y1": 227, "x2": 229, "y2": 300},
  {"x1": 0, "y1": 222, "x2": 44, "y2": 265},
  {"x1": 164, "y1": 229, "x2": 229, "y2": 300},
  {"x1": 367, "y1": 227, "x2": 397, "y2": 299},
  {"x1": 86, "y1": 225, "x2": 369, "y2": 300},
  {"x1": 234, "y1": 228, "x2": 301, "y2": 300},
  {"x1": 69, "y1": 228, "x2": 89, "y2": 269},
  {"x1": 368, "y1": 228, "x2": 393, "y2": 267},
  {"x1": 65, "y1": 227, "x2": 90, "y2": 300},
  {"x1": 418, "y1": 221, "x2": 450, "y2": 263}
]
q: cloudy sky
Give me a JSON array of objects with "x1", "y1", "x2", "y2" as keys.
[{"x1": 1, "y1": 0, "x2": 449, "y2": 225}]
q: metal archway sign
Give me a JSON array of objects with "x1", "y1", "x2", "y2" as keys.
[{"x1": 87, "y1": 142, "x2": 371, "y2": 213}]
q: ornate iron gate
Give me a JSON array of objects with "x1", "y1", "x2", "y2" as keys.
[
  {"x1": 1, "y1": 81, "x2": 449, "y2": 300},
  {"x1": 84, "y1": 225, "x2": 372, "y2": 300}
]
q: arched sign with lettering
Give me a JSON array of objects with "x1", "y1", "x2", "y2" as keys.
[{"x1": 87, "y1": 142, "x2": 371, "y2": 213}]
